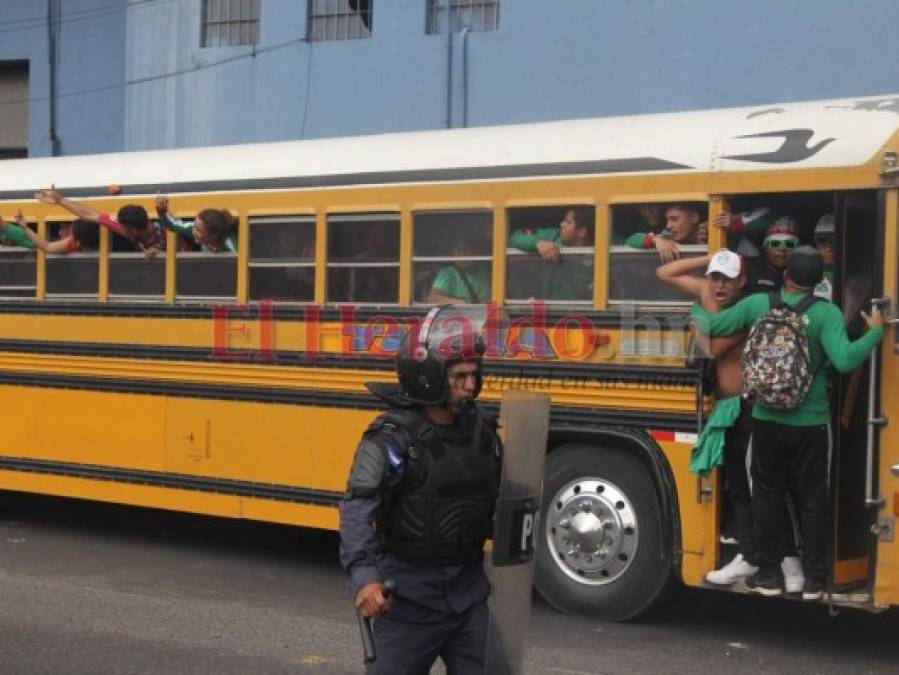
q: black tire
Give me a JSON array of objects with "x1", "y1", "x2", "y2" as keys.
[{"x1": 534, "y1": 443, "x2": 674, "y2": 621}]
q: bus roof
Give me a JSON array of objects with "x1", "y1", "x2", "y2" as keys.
[{"x1": 2, "y1": 94, "x2": 899, "y2": 198}]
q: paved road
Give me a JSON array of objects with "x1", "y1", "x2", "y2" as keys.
[{"x1": 1, "y1": 492, "x2": 898, "y2": 675}]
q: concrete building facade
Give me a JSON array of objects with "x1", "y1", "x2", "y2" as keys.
[{"x1": 1, "y1": 1, "x2": 897, "y2": 157}]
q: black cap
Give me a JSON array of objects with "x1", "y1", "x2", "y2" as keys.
[{"x1": 787, "y1": 245, "x2": 824, "y2": 288}]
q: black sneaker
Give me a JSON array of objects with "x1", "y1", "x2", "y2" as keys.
[
  {"x1": 802, "y1": 580, "x2": 825, "y2": 601},
  {"x1": 746, "y1": 574, "x2": 782, "y2": 597}
]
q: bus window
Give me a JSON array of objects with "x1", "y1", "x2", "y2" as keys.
[
  {"x1": 326, "y1": 213, "x2": 399, "y2": 304},
  {"x1": 608, "y1": 202, "x2": 708, "y2": 305},
  {"x1": 248, "y1": 216, "x2": 315, "y2": 303},
  {"x1": 412, "y1": 210, "x2": 492, "y2": 304},
  {"x1": 0, "y1": 219, "x2": 36, "y2": 298},
  {"x1": 108, "y1": 227, "x2": 165, "y2": 300},
  {"x1": 109, "y1": 253, "x2": 166, "y2": 299},
  {"x1": 506, "y1": 205, "x2": 594, "y2": 305},
  {"x1": 45, "y1": 222, "x2": 99, "y2": 298},
  {"x1": 174, "y1": 214, "x2": 237, "y2": 301}
]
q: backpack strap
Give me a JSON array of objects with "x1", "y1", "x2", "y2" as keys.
[
  {"x1": 768, "y1": 291, "x2": 783, "y2": 310},
  {"x1": 794, "y1": 293, "x2": 827, "y2": 374},
  {"x1": 794, "y1": 293, "x2": 822, "y2": 315},
  {"x1": 450, "y1": 262, "x2": 481, "y2": 303}
]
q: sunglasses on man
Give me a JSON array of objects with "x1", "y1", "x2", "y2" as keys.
[{"x1": 764, "y1": 237, "x2": 798, "y2": 250}]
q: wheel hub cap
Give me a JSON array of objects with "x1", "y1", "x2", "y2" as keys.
[{"x1": 546, "y1": 478, "x2": 638, "y2": 585}]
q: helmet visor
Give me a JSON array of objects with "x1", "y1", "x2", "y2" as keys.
[{"x1": 423, "y1": 304, "x2": 504, "y2": 360}]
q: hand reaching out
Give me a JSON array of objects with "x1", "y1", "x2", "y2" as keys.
[{"x1": 34, "y1": 187, "x2": 63, "y2": 205}]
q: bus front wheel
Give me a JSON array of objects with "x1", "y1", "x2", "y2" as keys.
[{"x1": 534, "y1": 443, "x2": 674, "y2": 621}]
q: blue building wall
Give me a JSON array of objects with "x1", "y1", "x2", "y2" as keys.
[
  {"x1": 1, "y1": 0, "x2": 898, "y2": 155},
  {"x1": 0, "y1": 0, "x2": 125, "y2": 157}
]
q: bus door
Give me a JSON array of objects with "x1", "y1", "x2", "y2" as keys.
[
  {"x1": 872, "y1": 188, "x2": 899, "y2": 607},
  {"x1": 829, "y1": 190, "x2": 881, "y2": 593}
]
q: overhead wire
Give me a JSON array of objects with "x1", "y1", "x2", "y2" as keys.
[{"x1": 0, "y1": 35, "x2": 306, "y2": 109}]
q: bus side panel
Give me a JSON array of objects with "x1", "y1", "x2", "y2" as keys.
[
  {"x1": 163, "y1": 397, "x2": 369, "y2": 493},
  {"x1": 0, "y1": 467, "x2": 339, "y2": 529},
  {"x1": 657, "y1": 435, "x2": 717, "y2": 587},
  {"x1": 1, "y1": 385, "x2": 166, "y2": 473}
]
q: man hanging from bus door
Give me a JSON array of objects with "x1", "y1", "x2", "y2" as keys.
[
  {"x1": 508, "y1": 207, "x2": 594, "y2": 301},
  {"x1": 657, "y1": 249, "x2": 804, "y2": 592},
  {"x1": 703, "y1": 246, "x2": 883, "y2": 599},
  {"x1": 34, "y1": 188, "x2": 164, "y2": 258},
  {"x1": 339, "y1": 306, "x2": 502, "y2": 674},
  {"x1": 809, "y1": 212, "x2": 877, "y2": 462}
]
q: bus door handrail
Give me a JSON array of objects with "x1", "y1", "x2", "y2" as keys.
[{"x1": 866, "y1": 296, "x2": 891, "y2": 509}]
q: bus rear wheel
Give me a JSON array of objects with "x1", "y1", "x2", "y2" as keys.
[{"x1": 535, "y1": 444, "x2": 674, "y2": 621}]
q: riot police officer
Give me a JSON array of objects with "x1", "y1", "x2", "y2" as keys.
[{"x1": 339, "y1": 305, "x2": 501, "y2": 675}]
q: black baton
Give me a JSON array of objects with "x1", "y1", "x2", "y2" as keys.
[{"x1": 358, "y1": 579, "x2": 396, "y2": 664}]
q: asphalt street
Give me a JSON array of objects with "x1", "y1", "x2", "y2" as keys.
[{"x1": 1, "y1": 492, "x2": 897, "y2": 675}]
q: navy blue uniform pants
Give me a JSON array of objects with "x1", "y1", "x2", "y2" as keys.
[{"x1": 368, "y1": 597, "x2": 488, "y2": 675}]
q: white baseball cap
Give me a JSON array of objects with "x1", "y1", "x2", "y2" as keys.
[
  {"x1": 706, "y1": 249, "x2": 742, "y2": 279},
  {"x1": 814, "y1": 213, "x2": 835, "y2": 238}
]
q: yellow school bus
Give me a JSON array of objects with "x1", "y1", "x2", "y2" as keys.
[{"x1": 1, "y1": 93, "x2": 898, "y2": 620}]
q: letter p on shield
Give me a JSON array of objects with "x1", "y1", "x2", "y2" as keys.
[{"x1": 520, "y1": 512, "x2": 534, "y2": 553}]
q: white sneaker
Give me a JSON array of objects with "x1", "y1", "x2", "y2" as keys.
[
  {"x1": 706, "y1": 553, "x2": 758, "y2": 585},
  {"x1": 781, "y1": 556, "x2": 805, "y2": 594}
]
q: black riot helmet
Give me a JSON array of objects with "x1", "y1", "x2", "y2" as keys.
[{"x1": 396, "y1": 305, "x2": 490, "y2": 405}]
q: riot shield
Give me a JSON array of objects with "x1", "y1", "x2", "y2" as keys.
[{"x1": 486, "y1": 390, "x2": 550, "y2": 675}]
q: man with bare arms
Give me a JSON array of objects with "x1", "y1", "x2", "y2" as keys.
[{"x1": 657, "y1": 250, "x2": 805, "y2": 591}]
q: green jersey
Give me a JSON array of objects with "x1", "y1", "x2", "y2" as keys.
[
  {"x1": 508, "y1": 226, "x2": 592, "y2": 301},
  {"x1": 159, "y1": 212, "x2": 237, "y2": 253},
  {"x1": 706, "y1": 289, "x2": 883, "y2": 426},
  {"x1": 0, "y1": 223, "x2": 35, "y2": 249},
  {"x1": 430, "y1": 264, "x2": 491, "y2": 303}
]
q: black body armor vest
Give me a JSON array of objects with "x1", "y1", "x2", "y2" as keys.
[{"x1": 368, "y1": 406, "x2": 500, "y2": 567}]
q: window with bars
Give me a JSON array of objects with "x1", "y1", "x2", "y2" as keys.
[
  {"x1": 248, "y1": 216, "x2": 316, "y2": 303},
  {"x1": 426, "y1": 0, "x2": 499, "y2": 34},
  {"x1": 506, "y1": 206, "x2": 594, "y2": 305},
  {"x1": 307, "y1": 0, "x2": 373, "y2": 42},
  {"x1": 201, "y1": 0, "x2": 261, "y2": 48},
  {"x1": 327, "y1": 213, "x2": 399, "y2": 304},
  {"x1": 413, "y1": 210, "x2": 492, "y2": 304},
  {"x1": 0, "y1": 218, "x2": 36, "y2": 299}
]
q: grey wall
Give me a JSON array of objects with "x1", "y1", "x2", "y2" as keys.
[{"x1": 1, "y1": 0, "x2": 897, "y2": 155}]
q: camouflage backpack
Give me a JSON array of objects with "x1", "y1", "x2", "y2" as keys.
[{"x1": 741, "y1": 292, "x2": 821, "y2": 410}]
